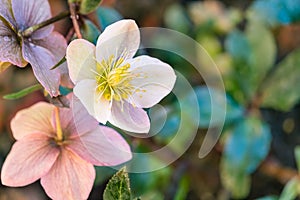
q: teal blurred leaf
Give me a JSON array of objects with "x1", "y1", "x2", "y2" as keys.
[
  {"x1": 3, "y1": 84, "x2": 42, "y2": 100},
  {"x1": 95, "y1": 166, "x2": 116, "y2": 185},
  {"x1": 248, "y1": 0, "x2": 300, "y2": 27},
  {"x1": 79, "y1": 0, "x2": 102, "y2": 14},
  {"x1": 81, "y1": 19, "x2": 100, "y2": 44},
  {"x1": 225, "y1": 30, "x2": 250, "y2": 62},
  {"x1": 278, "y1": 178, "x2": 300, "y2": 200},
  {"x1": 261, "y1": 48, "x2": 300, "y2": 111},
  {"x1": 191, "y1": 86, "x2": 244, "y2": 128},
  {"x1": 256, "y1": 196, "x2": 278, "y2": 200},
  {"x1": 221, "y1": 116, "x2": 271, "y2": 198},
  {"x1": 96, "y1": 7, "x2": 123, "y2": 29},
  {"x1": 164, "y1": 4, "x2": 191, "y2": 33},
  {"x1": 103, "y1": 167, "x2": 131, "y2": 200}
]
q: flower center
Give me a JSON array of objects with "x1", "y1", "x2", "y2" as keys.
[{"x1": 93, "y1": 55, "x2": 137, "y2": 102}]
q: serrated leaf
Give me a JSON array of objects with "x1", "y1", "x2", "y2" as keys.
[
  {"x1": 0, "y1": 62, "x2": 11, "y2": 73},
  {"x1": 103, "y1": 167, "x2": 131, "y2": 200},
  {"x1": 96, "y1": 7, "x2": 123, "y2": 29},
  {"x1": 279, "y1": 178, "x2": 300, "y2": 200},
  {"x1": 261, "y1": 48, "x2": 300, "y2": 111},
  {"x1": 79, "y1": 0, "x2": 102, "y2": 14},
  {"x1": 3, "y1": 84, "x2": 43, "y2": 100}
]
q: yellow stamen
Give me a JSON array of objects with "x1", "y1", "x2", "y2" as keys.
[{"x1": 54, "y1": 107, "x2": 63, "y2": 142}]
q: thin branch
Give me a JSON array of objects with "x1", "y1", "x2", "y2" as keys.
[{"x1": 69, "y1": 2, "x2": 82, "y2": 39}]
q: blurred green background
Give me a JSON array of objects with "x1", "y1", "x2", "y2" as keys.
[{"x1": 1, "y1": 0, "x2": 300, "y2": 199}]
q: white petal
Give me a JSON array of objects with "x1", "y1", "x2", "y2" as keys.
[
  {"x1": 95, "y1": 19, "x2": 140, "y2": 63},
  {"x1": 66, "y1": 39, "x2": 96, "y2": 84},
  {"x1": 109, "y1": 101, "x2": 150, "y2": 133},
  {"x1": 128, "y1": 55, "x2": 176, "y2": 108},
  {"x1": 73, "y1": 79, "x2": 111, "y2": 124}
]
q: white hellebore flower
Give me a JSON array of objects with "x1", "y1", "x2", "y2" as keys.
[{"x1": 66, "y1": 19, "x2": 176, "y2": 133}]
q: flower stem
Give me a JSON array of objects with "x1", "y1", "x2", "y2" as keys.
[
  {"x1": 69, "y1": 2, "x2": 83, "y2": 39},
  {"x1": 22, "y1": 10, "x2": 70, "y2": 37},
  {"x1": 54, "y1": 107, "x2": 63, "y2": 142}
]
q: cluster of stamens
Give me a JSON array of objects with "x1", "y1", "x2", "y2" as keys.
[{"x1": 93, "y1": 55, "x2": 138, "y2": 104}]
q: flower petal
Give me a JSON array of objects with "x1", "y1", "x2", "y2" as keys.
[
  {"x1": 11, "y1": 102, "x2": 55, "y2": 140},
  {"x1": 96, "y1": 19, "x2": 140, "y2": 63},
  {"x1": 11, "y1": 0, "x2": 53, "y2": 39},
  {"x1": 68, "y1": 126, "x2": 132, "y2": 166},
  {"x1": 0, "y1": 20, "x2": 26, "y2": 67},
  {"x1": 41, "y1": 149, "x2": 95, "y2": 200},
  {"x1": 66, "y1": 39, "x2": 96, "y2": 84},
  {"x1": 0, "y1": 0, "x2": 17, "y2": 27},
  {"x1": 35, "y1": 32, "x2": 73, "y2": 88},
  {"x1": 128, "y1": 55, "x2": 176, "y2": 108},
  {"x1": 73, "y1": 79, "x2": 111, "y2": 124},
  {"x1": 22, "y1": 40, "x2": 60, "y2": 97},
  {"x1": 109, "y1": 100, "x2": 150, "y2": 133},
  {"x1": 1, "y1": 134, "x2": 59, "y2": 187},
  {"x1": 58, "y1": 97, "x2": 99, "y2": 138}
]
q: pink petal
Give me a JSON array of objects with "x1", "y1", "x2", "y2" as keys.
[
  {"x1": 35, "y1": 32, "x2": 72, "y2": 88},
  {"x1": 11, "y1": 102, "x2": 55, "y2": 140},
  {"x1": 41, "y1": 149, "x2": 95, "y2": 200},
  {"x1": 22, "y1": 40, "x2": 60, "y2": 97},
  {"x1": 109, "y1": 100, "x2": 150, "y2": 133},
  {"x1": 67, "y1": 126, "x2": 132, "y2": 166},
  {"x1": 73, "y1": 79, "x2": 111, "y2": 124},
  {"x1": 66, "y1": 39, "x2": 96, "y2": 84},
  {"x1": 57, "y1": 97, "x2": 99, "y2": 138},
  {"x1": 1, "y1": 134, "x2": 59, "y2": 187},
  {"x1": 11, "y1": 0, "x2": 53, "y2": 39},
  {"x1": 128, "y1": 55, "x2": 176, "y2": 108},
  {"x1": 96, "y1": 19, "x2": 140, "y2": 63},
  {"x1": 0, "y1": 20, "x2": 26, "y2": 67}
]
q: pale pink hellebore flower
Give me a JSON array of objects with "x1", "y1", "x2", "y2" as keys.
[
  {"x1": 1, "y1": 100, "x2": 132, "y2": 200},
  {"x1": 66, "y1": 19, "x2": 176, "y2": 133}
]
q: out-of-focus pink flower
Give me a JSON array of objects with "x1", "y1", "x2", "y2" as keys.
[
  {"x1": 66, "y1": 19, "x2": 176, "y2": 133},
  {"x1": 0, "y1": 0, "x2": 69, "y2": 96},
  {"x1": 1, "y1": 99, "x2": 132, "y2": 200}
]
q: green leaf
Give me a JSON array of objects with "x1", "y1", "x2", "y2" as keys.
[
  {"x1": 96, "y1": 7, "x2": 123, "y2": 29},
  {"x1": 174, "y1": 176, "x2": 189, "y2": 200},
  {"x1": 261, "y1": 48, "x2": 300, "y2": 111},
  {"x1": 279, "y1": 178, "x2": 300, "y2": 200},
  {"x1": 50, "y1": 57, "x2": 66, "y2": 70},
  {"x1": 103, "y1": 167, "x2": 131, "y2": 200},
  {"x1": 3, "y1": 84, "x2": 43, "y2": 100},
  {"x1": 164, "y1": 4, "x2": 191, "y2": 33},
  {"x1": 295, "y1": 146, "x2": 300, "y2": 172},
  {"x1": 221, "y1": 116, "x2": 271, "y2": 198},
  {"x1": 79, "y1": 0, "x2": 102, "y2": 14},
  {"x1": 225, "y1": 22, "x2": 276, "y2": 104},
  {"x1": 81, "y1": 19, "x2": 100, "y2": 44}
]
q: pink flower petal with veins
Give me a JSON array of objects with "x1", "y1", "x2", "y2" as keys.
[{"x1": 41, "y1": 149, "x2": 95, "y2": 200}]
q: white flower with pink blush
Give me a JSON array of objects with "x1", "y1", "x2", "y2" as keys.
[
  {"x1": 1, "y1": 100, "x2": 132, "y2": 200},
  {"x1": 66, "y1": 19, "x2": 176, "y2": 133}
]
